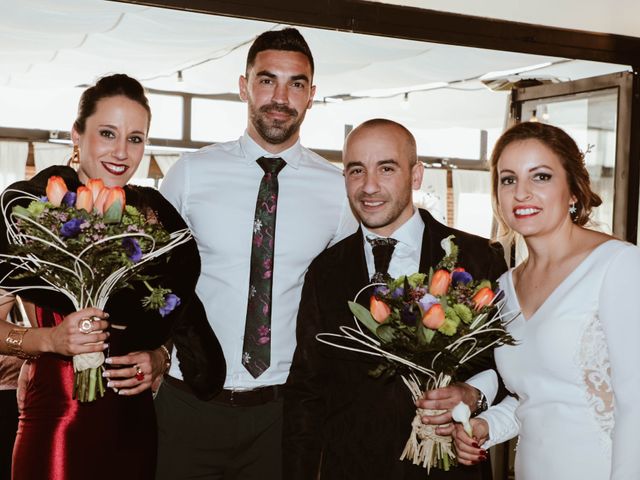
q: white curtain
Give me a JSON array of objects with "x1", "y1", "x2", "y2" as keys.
[
  {"x1": 131, "y1": 154, "x2": 151, "y2": 180},
  {"x1": 33, "y1": 142, "x2": 71, "y2": 173},
  {"x1": 0, "y1": 141, "x2": 29, "y2": 191},
  {"x1": 154, "y1": 155, "x2": 180, "y2": 176},
  {"x1": 452, "y1": 170, "x2": 492, "y2": 238},
  {"x1": 414, "y1": 168, "x2": 447, "y2": 224}
]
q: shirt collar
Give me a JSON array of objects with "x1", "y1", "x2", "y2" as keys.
[
  {"x1": 239, "y1": 130, "x2": 302, "y2": 169},
  {"x1": 361, "y1": 208, "x2": 425, "y2": 252}
]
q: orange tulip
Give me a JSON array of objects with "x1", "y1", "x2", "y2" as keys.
[
  {"x1": 422, "y1": 304, "x2": 445, "y2": 329},
  {"x1": 75, "y1": 186, "x2": 93, "y2": 212},
  {"x1": 370, "y1": 296, "x2": 391, "y2": 324},
  {"x1": 473, "y1": 287, "x2": 495, "y2": 310},
  {"x1": 103, "y1": 187, "x2": 126, "y2": 224},
  {"x1": 46, "y1": 176, "x2": 68, "y2": 207},
  {"x1": 93, "y1": 187, "x2": 110, "y2": 215},
  {"x1": 86, "y1": 178, "x2": 105, "y2": 202},
  {"x1": 429, "y1": 270, "x2": 451, "y2": 296}
]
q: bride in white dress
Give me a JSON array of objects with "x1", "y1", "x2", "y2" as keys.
[{"x1": 452, "y1": 122, "x2": 640, "y2": 479}]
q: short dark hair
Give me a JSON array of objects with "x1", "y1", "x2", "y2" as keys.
[
  {"x1": 490, "y1": 121, "x2": 602, "y2": 232},
  {"x1": 74, "y1": 73, "x2": 151, "y2": 134},
  {"x1": 246, "y1": 28, "x2": 314, "y2": 77}
]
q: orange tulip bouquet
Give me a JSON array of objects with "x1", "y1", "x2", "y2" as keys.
[
  {"x1": 317, "y1": 235, "x2": 516, "y2": 472},
  {"x1": 0, "y1": 176, "x2": 192, "y2": 402}
]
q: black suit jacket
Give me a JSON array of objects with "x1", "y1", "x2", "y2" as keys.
[{"x1": 283, "y1": 209, "x2": 507, "y2": 480}]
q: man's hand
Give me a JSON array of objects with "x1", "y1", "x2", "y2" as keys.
[
  {"x1": 104, "y1": 348, "x2": 165, "y2": 396},
  {"x1": 416, "y1": 382, "x2": 481, "y2": 435}
]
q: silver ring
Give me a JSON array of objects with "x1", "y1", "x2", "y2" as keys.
[{"x1": 78, "y1": 318, "x2": 93, "y2": 334}]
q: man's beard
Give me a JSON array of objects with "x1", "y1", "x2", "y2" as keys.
[{"x1": 250, "y1": 102, "x2": 303, "y2": 145}]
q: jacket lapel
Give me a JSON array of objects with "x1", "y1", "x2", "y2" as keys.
[
  {"x1": 418, "y1": 209, "x2": 438, "y2": 272},
  {"x1": 340, "y1": 227, "x2": 371, "y2": 308}
]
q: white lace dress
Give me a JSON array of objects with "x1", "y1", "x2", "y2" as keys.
[{"x1": 479, "y1": 239, "x2": 640, "y2": 479}]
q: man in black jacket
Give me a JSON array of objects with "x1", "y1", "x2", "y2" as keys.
[{"x1": 283, "y1": 119, "x2": 506, "y2": 479}]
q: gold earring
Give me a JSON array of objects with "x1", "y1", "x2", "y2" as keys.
[{"x1": 68, "y1": 145, "x2": 80, "y2": 169}]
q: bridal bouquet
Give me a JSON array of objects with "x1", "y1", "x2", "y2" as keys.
[
  {"x1": 0, "y1": 176, "x2": 192, "y2": 402},
  {"x1": 317, "y1": 236, "x2": 516, "y2": 472}
]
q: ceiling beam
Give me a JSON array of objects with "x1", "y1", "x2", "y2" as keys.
[{"x1": 111, "y1": 0, "x2": 640, "y2": 66}]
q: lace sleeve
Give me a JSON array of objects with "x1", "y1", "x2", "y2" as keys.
[{"x1": 599, "y1": 244, "x2": 640, "y2": 479}]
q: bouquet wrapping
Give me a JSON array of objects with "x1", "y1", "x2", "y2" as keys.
[
  {"x1": 317, "y1": 235, "x2": 516, "y2": 472},
  {"x1": 0, "y1": 175, "x2": 191, "y2": 402}
]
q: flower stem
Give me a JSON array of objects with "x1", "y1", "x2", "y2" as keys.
[{"x1": 143, "y1": 280, "x2": 154, "y2": 293}]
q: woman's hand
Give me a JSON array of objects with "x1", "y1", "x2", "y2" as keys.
[
  {"x1": 104, "y1": 348, "x2": 166, "y2": 396},
  {"x1": 16, "y1": 360, "x2": 32, "y2": 413},
  {"x1": 452, "y1": 417, "x2": 490, "y2": 465},
  {"x1": 47, "y1": 308, "x2": 110, "y2": 356}
]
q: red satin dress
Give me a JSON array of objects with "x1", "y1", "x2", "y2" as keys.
[{"x1": 11, "y1": 307, "x2": 157, "y2": 480}]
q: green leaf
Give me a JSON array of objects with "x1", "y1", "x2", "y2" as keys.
[
  {"x1": 376, "y1": 323, "x2": 395, "y2": 343},
  {"x1": 453, "y1": 303, "x2": 473, "y2": 324},
  {"x1": 11, "y1": 205, "x2": 32, "y2": 219},
  {"x1": 103, "y1": 200, "x2": 123, "y2": 224},
  {"x1": 368, "y1": 363, "x2": 388, "y2": 378},
  {"x1": 421, "y1": 325, "x2": 436, "y2": 344},
  {"x1": 348, "y1": 301, "x2": 379, "y2": 335},
  {"x1": 417, "y1": 323, "x2": 433, "y2": 345},
  {"x1": 474, "y1": 280, "x2": 492, "y2": 293},
  {"x1": 407, "y1": 272, "x2": 426, "y2": 288}
]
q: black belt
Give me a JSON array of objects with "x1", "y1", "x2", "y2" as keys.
[{"x1": 164, "y1": 375, "x2": 282, "y2": 407}]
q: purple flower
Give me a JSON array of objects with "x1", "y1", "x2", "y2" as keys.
[
  {"x1": 418, "y1": 292, "x2": 438, "y2": 312},
  {"x1": 60, "y1": 217, "x2": 83, "y2": 238},
  {"x1": 159, "y1": 294, "x2": 181, "y2": 317},
  {"x1": 62, "y1": 191, "x2": 77, "y2": 207},
  {"x1": 122, "y1": 237, "x2": 142, "y2": 263},
  {"x1": 374, "y1": 285, "x2": 390, "y2": 296},
  {"x1": 452, "y1": 270, "x2": 473, "y2": 285},
  {"x1": 400, "y1": 305, "x2": 418, "y2": 326},
  {"x1": 391, "y1": 287, "x2": 404, "y2": 299}
]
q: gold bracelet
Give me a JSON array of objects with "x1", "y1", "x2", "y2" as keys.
[
  {"x1": 5, "y1": 327, "x2": 40, "y2": 361},
  {"x1": 159, "y1": 344, "x2": 171, "y2": 375}
]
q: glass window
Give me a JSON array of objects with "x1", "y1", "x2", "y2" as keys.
[
  {"x1": 147, "y1": 93, "x2": 183, "y2": 140},
  {"x1": 191, "y1": 98, "x2": 245, "y2": 142},
  {"x1": 0, "y1": 87, "x2": 80, "y2": 131},
  {"x1": 453, "y1": 170, "x2": 492, "y2": 237}
]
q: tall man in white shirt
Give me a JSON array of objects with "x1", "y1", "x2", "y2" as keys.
[
  {"x1": 283, "y1": 119, "x2": 506, "y2": 479},
  {"x1": 156, "y1": 28, "x2": 356, "y2": 479}
]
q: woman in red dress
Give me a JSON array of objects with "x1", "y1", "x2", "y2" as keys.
[{"x1": 0, "y1": 74, "x2": 218, "y2": 479}]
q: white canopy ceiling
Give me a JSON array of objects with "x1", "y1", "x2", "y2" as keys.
[{"x1": 0, "y1": 0, "x2": 631, "y2": 138}]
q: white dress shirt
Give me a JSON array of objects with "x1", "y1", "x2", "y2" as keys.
[
  {"x1": 161, "y1": 132, "x2": 357, "y2": 390},
  {"x1": 362, "y1": 208, "x2": 498, "y2": 404}
]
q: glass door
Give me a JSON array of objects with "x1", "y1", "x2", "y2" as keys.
[{"x1": 508, "y1": 72, "x2": 634, "y2": 239}]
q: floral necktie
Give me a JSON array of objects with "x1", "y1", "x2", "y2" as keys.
[
  {"x1": 242, "y1": 156, "x2": 286, "y2": 378},
  {"x1": 367, "y1": 236, "x2": 398, "y2": 283}
]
